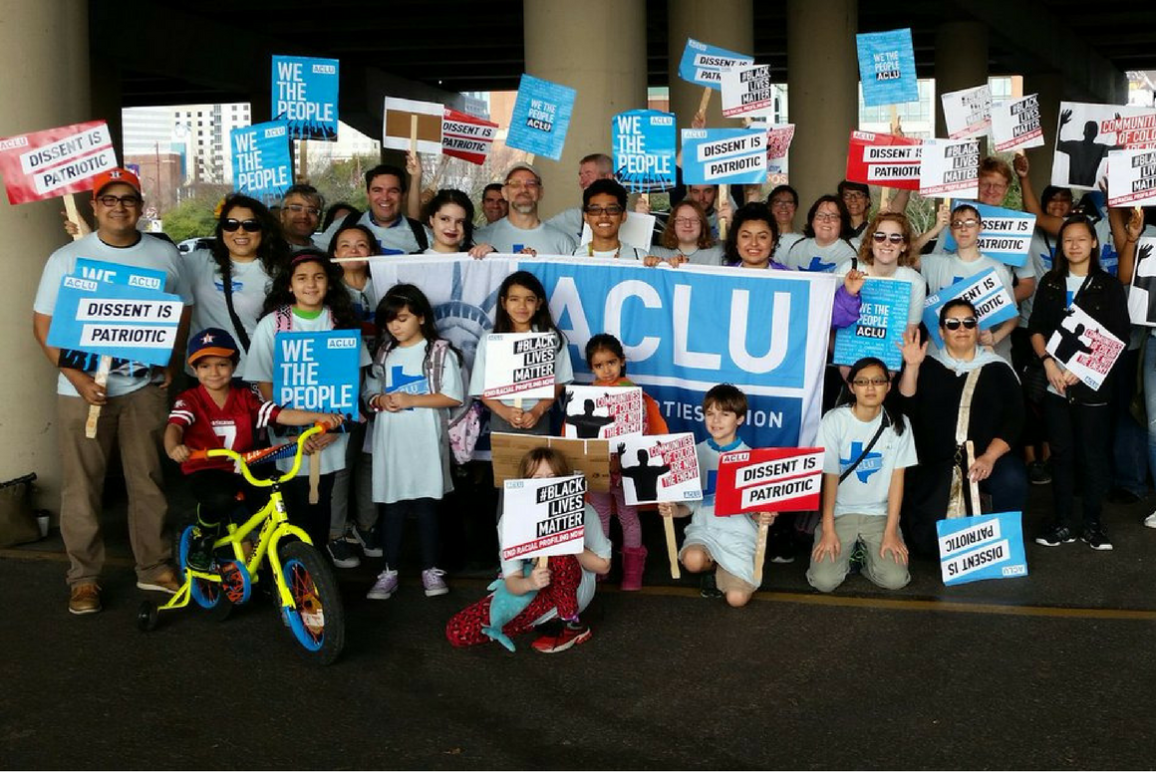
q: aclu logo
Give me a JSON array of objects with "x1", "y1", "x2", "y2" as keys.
[
  {"x1": 651, "y1": 116, "x2": 674, "y2": 126},
  {"x1": 128, "y1": 275, "x2": 162, "y2": 290},
  {"x1": 264, "y1": 126, "x2": 287, "y2": 139},
  {"x1": 327, "y1": 337, "x2": 357, "y2": 349},
  {"x1": 1001, "y1": 564, "x2": 1027, "y2": 577},
  {"x1": 312, "y1": 63, "x2": 337, "y2": 75},
  {"x1": 682, "y1": 491, "x2": 699, "y2": 500},
  {"x1": 63, "y1": 276, "x2": 98, "y2": 291}
]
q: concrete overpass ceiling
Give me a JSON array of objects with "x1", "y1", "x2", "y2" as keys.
[{"x1": 102, "y1": 0, "x2": 1156, "y2": 106}]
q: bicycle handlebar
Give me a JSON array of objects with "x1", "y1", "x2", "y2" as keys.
[{"x1": 188, "y1": 418, "x2": 351, "y2": 487}]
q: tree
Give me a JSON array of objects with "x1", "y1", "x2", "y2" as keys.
[{"x1": 162, "y1": 191, "x2": 223, "y2": 242}]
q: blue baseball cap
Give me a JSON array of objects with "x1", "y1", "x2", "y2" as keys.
[{"x1": 188, "y1": 327, "x2": 239, "y2": 365}]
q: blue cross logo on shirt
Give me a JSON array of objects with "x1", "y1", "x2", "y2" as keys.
[
  {"x1": 840, "y1": 442, "x2": 883, "y2": 484},
  {"x1": 388, "y1": 367, "x2": 427, "y2": 394},
  {"x1": 805, "y1": 256, "x2": 836, "y2": 272}
]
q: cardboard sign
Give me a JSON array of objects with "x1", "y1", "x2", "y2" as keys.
[
  {"x1": 562, "y1": 385, "x2": 643, "y2": 440},
  {"x1": 382, "y1": 97, "x2": 442, "y2": 155},
  {"x1": 579, "y1": 211, "x2": 656, "y2": 250},
  {"x1": 919, "y1": 138, "x2": 980, "y2": 198},
  {"x1": 941, "y1": 201, "x2": 1037, "y2": 268},
  {"x1": 482, "y1": 332, "x2": 557, "y2": 399},
  {"x1": 1045, "y1": 303, "x2": 1125, "y2": 392},
  {"x1": 500, "y1": 474, "x2": 587, "y2": 561},
  {"x1": 505, "y1": 74, "x2": 576, "y2": 161},
  {"x1": 1052, "y1": 102, "x2": 1156, "y2": 189},
  {"x1": 681, "y1": 128, "x2": 767, "y2": 185},
  {"x1": 764, "y1": 123, "x2": 794, "y2": 185},
  {"x1": 619, "y1": 432, "x2": 702, "y2": 506},
  {"x1": 941, "y1": 85, "x2": 992, "y2": 139},
  {"x1": 990, "y1": 93, "x2": 1044, "y2": 153},
  {"x1": 272, "y1": 330, "x2": 360, "y2": 413},
  {"x1": 833, "y1": 276, "x2": 910, "y2": 370},
  {"x1": 1107, "y1": 148, "x2": 1156, "y2": 207},
  {"x1": 937, "y1": 512, "x2": 1028, "y2": 586},
  {"x1": 721, "y1": 64, "x2": 772, "y2": 118},
  {"x1": 0, "y1": 120, "x2": 118, "y2": 204},
  {"x1": 922, "y1": 269, "x2": 1017, "y2": 348},
  {"x1": 1127, "y1": 237, "x2": 1156, "y2": 327},
  {"x1": 612, "y1": 109, "x2": 676, "y2": 193},
  {"x1": 855, "y1": 28, "x2": 918, "y2": 107},
  {"x1": 715, "y1": 447, "x2": 823, "y2": 515},
  {"x1": 677, "y1": 38, "x2": 754, "y2": 91},
  {"x1": 231, "y1": 121, "x2": 293, "y2": 200},
  {"x1": 272, "y1": 55, "x2": 339, "y2": 140},
  {"x1": 47, "y1": 279, "x2": 182, "y2": 367},
  {"x1": 441, "y1": 108, "x2": 498, "y2": 165},
  {"x1": 845, "y1": 131, "x2": 922, "y2": 191},
  {"x1": 490, "y1": 432, "x2": 610, "y2": 492}
]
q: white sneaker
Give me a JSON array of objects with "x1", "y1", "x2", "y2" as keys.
[
  {"x1": 421, "y1": 567, "x2": 449, "y2": 597},
  {"x1": 1144, "y1": 512, "x2": 1156, "y2": 529},
  {"x1": 367, "y1": 568, "x2": 398, "y2": 600}
]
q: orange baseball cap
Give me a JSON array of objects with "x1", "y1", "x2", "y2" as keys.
[{"x1": 92, "y1": 167, "x2": 142, "y2": 198}]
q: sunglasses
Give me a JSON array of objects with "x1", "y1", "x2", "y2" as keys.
[
  {"x1": 871, "y1": 231, "x2": 905, "y2": 244},
  {"x1": 942, "y1": 317, "x2": 978, "y2": 330},
  {"x1": 222, "y1": 218, "x2": 261, "y2": 233}
]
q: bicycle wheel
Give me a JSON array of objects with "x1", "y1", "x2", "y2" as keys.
[
  {"x1": 178, "y1": 527, "x2": 222, "y2": 610},
  {"x1": 277, "y1": 541, "x2": 345, "y2": 665}
]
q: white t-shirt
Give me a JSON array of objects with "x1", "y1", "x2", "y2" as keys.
[
  {"x1": 835, "y1": 260, "x2": 926, "y2": 330},
  {"x1": 570, "y1": 243, "x2": 648, "y2": 260},
  {"x1": 820, "y1": 406, "x2": 917, "y2": 517},
  {"x1": 315, "y1": 212, "x2": 422, "y2": 255},
  {"x1": 474, "y1": 218, "x2": 577, "y2": 255},
  {"x1": 34, "y1": 233, "x2": 193, "y2": 397},
  {"x1": 782, "y1": 237, "x2": 857, "y2": 273},
  {"x1": 181, "y1": 248, "x2": 273, "y2": 374},
  {"x1": 772, "y1": 232, "x2": 805, "y2": 264}
]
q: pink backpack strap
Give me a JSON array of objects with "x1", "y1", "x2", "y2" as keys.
[{"x1": 274, "y1": 305, "x2": 294, "y2": 333}]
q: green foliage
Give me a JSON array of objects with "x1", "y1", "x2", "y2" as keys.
[
  {"x1": 308, "y1": 155, "x2": 374, "y2": 213},
  {"x1": 161, "y1": 191, "x2": 223, "y2": 242}
]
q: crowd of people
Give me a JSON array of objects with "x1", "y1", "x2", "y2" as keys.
[{"x1": 32, "y1": 140, "x2": 1156, "y2": 654}]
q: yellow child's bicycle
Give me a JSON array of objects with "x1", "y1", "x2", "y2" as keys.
[{"x1": 137, "y1": 422, "x2": 345, "y2": 665}]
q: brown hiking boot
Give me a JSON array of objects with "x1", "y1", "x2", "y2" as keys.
[
  {"x1": 69, "y1": 582, "x2": 102, "y2": 615},
  {"x1": 136, "y1": 566, "x2": 181, "y2": 594}
]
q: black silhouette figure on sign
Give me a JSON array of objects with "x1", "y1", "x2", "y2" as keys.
[
  {"x1": 618, "y1": 447, "x2": 671, "y2": 502},
  {"x1": 1057, "y1": 109, "x2": 1122, "y2": 187}
]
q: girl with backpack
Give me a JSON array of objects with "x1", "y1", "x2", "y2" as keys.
[{"x1": 362, "y1": 284, "x2": 465, "y2": 600}]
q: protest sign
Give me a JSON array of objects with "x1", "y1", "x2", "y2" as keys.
[
  {"x1": 990, "y1": 93, "x2": 1044, "y2": 153},
  {"x1": 919, "y1": 138, "x2": 980, "y2": 198},
  {"x1": 0, "y1": 120, "x2": 118, "y2": 205},
  {"x1": 855, "y1": 28, "x2": 918, "y2": 107},
  {"x1": 833, "y1": 276, "x2": 910, "y2": 370},
  {"x1": 490, "y1": 433, "x2": 610, "y2": 492},
  {"x1": 941, "y1": 84, "x2": 992, "y2": 139},
  {"x1": 367, "y1": 255, "x2": 837, "y2": 452},
  {"x1": 1052, "y1": 102, "x2": 1156, "y2": 189},
  {"x1": 764, "y1": 123, "x2": 794, "y2": 185},
  {"x1": 677, "y1": 38, "x2": 754, "y2": 91},
  {"x1": 941, "y1": 201, "x2": 1037, "y2": 268},
  {"x1": 442, "y1": 108, "x2": 498, "y2": 165},
  {"x1": 500, "y1": 474, "x2": 588, "y2": 562},
  {"x1": 721, "y1": 64, "x2": 772, "y2": 119},
  {"x1": 845, "y1": 131, "x2": 922, "y2": 191},
  {"x1": 923, "y1": 269, "x2": 1017, "y2": 348},
  {"x1": 231, "y1": 121, "x2": 293, "y2": 200},
  {"x1": 382, "y1": 97, "x2": 442, "y2": 155},
  {"x1": 715, "y1": 447, "x2": 822, "y2": 516},
  {"x1": 937, "y1": 512, "x2": 1028, "y2": 586},
  {"x1": 612, "y1": 109, "x2": 676, "y2": 193},
  {"x1": 482, "y1": 332, "x2": 557, "y2": 400},
  {"x1": 272, "y1": 330, "x2": 360, "y2": 414},
  {"x1": 1127, "y1": 237, "x2": 1156, "y2": 327},
  {"x1": 579, "y1": 212, "x2": 656, "y2": 251},
  {"x1": 505, "y1": 74, "x2": 577, "y2": 161},
  {"x1": 681, "y1": 128, "x2": 767, "y2": 185},
  {"x1": 74, "y1": 259, "x2": 166, "y2": 292},
  {"x1": 562, "y1": 385, "x2": 643, "y2": 440},
  {"x1": 619, "y1": 432, "x2": 701, "y2": 506},
  {"x1": 1044, "y1": 303, "x2": 1125, "y2": 392},
  {"x1": 47, "y1": 279, "x2": 182, "y2": 368},
  {"x1": 1107, "y1": 148, "x2": 1156, "y2": 207},
  {"x1": 272, "y1": 55, "x2": 339, "y2": 140}
]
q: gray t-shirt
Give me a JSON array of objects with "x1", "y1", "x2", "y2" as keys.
[
  {"x1": 474, "y1": 218, "x2": 577, "y2": 255},
  {"x1": 181, "y1": 248, "x2": 273, "y2": 373},
  {"x1": 315, "y1": 212, "x2": 422, "y2": 254},
  {"x1": 782, "y1": 237, "x2": 857, "y2": 273},
  {"x1": 649, "y1": 244, "x2": 725, "y2": 266}
]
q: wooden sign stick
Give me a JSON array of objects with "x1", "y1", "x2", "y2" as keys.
[
  {"x1": 308, "y1": 453, "x2": 320, "y2": 505},
  {"x1": 663, "y1": 515, "x2": 681, "y2": 579},
  {"x1": 696, "y1": 87, "x2": 712, "y2": 121},
  {"x1": 718, "y1": 183, "x2": 730, "y2": 240},
  {"x1": 409, "y1": 114, "x2": 418, "y2": 155},
  {"x1": 65, "y1": 193, "x2": 106, "y2": 439},
  {"x1": 964, "y1": 440, "x2": 981, "y2": 516},
  {"x1": 537, "y1": 556, "x2": 548, "y2": 570},
  {"x1": 63, "y1": 194, "x2": 91, "y2": 236},
  {"x1": 752, "y1": 521, "x2": 769, "y2": 585},
  {"x1": 524, "y1": 153, "x2": 535, "y2": 165}
]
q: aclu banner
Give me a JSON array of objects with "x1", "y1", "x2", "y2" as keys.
[
  {"x1": 941, "y1": 201, "x2": 1037, "y2": 268},
  {"x1": 273, "y1": 330, "x2": 360, "y2": 414},
  {"x1": 231, "y1": 121, "x2": 293, "y2": 201},
  {"x1": 937, "y1": 512, "x2": 1028, "y2": 586},
  {"x1": 855, "y1": 28, "x2": 919, "y2": 107},
  {"x1": 612, "y1": 109, "x2": 677, "y2": 193},
  {"x1": 833, "y1": 276, "x2": 910, "y2": 370},
  {"x1": 505, "y1": 74, "x2": 577, "y2": 161},
  {"x1": 272, "y1": 55, "x2": 339, "y2": 140},
  {"x1": 681, "y1": 128, "x2": 767, "y2": 185},
  {"x1": 47, "y1": 279, "x2": 183, "y2": 367},
  {"x1": 677, "y1": 38, "x2": 754, "y2": 91},
  {"x1": 368, "y1": 256, "x2": 835, "y2": 450}
]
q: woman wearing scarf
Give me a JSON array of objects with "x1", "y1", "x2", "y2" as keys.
[{"x1": 895, "y1": 299, "x2": 1027, "y2": 556}]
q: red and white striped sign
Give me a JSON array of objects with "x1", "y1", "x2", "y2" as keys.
[
  {"x1": 442, "y1": 108, "x2": 498, "y2": 165},
  {"x1": 0, "y1": 121, "x2": 118, "y2": 204}
]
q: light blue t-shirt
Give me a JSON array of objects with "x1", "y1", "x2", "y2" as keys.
[
  {"x1": 682, "y1": 439, "x2": 765, "y2": 587},
  {"x1": 468, "y1": 330, "x2": 574, "y2": 409},
  {"x1": 181, "y1": 248, "x2": 272, "y2": 374},
  {"x1": 33, "y1": 233, "x2": 193, "y2": 398},
  {"x1": 474, "y1": 218, "x2": 577, "y2": 255},
  {"x1": 820, "y1": 406, "x2": 917, "y2": 518},
  {"x1": 315, "y1": 211, "x2": 422, "y2": 255},
  {"x1": 782, "y1": 237, "x2": 857, "y2": 273}
]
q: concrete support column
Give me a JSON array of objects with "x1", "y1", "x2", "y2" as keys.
[
  {"x1": 89, "y1": 60, "x2": 123, "y2": 161},
  {"x1": 786, "y1": 0, "x2": 858, "y2": 211},
  {"x1": 0, "y1": 0, "x2": 91, "y2": 508},
  {"x1": 666, "y1": 0, "x2": 755, "y2": 130},
  {"x1": 934, "y1": 22, "x2": 989, "y2": 139},
  {"x1": 524, "y1": 0, "x2": 648, "y2": 218},
  {"x1": 1022, "y1": 72, "x2": 1064, "y2": 193}
]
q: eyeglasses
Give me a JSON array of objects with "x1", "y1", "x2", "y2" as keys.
[
  {"x1": 842, "y1": 192, "x2": 868, "y2": 201},
  {"x1": 979, "y1": 181, "x2": 1008, "y2": 192},
  {"x1": 852, "y1": 377, "x2": 888, "y2": 387},
  {"x1": 96, "y1": 194, "x2": 141, "y2": 208},
  {"x1": 942, "y1": 317, "x2": 978, "y2": 330},
  {"x1": 951, "y1": 218, "x2": 980, "y2": 229},
  {"x1": 505, "y1": 180, "x2": 541, "y2": 191},
  {"x1": 872, "y1": 232, "x2": 905, "y2": 244},
  {"x1": 285, "y1": 204, "x2": 321, "y2": 217},
  {"x1": 222, "y1": 218, "x2": 262, "y2": 233},
  {"x1": 770, "y1": 199, "x2": 795, "y2": 209},
  {"x1": 585, "y1": 205, "x2": 623, "y2": 216},
  {"x1": 673, "y1": 217, "x2": 699, "y2": 226},
  {"x1": 814, "y1": 213, "x2": 841, "y2": 223}
]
